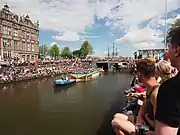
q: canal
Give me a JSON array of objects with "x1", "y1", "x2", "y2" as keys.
[{"x1": 0, "y1": 72, "x2": 132, "y2": 135}]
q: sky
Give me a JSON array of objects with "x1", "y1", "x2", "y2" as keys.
[{"x1": 1, "y1": 0, "x2": 180, "y2": 57}]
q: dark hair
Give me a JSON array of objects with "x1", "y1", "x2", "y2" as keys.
[
  {"x1": 136, "y1": 58, "x2": 155, "y2": 78},
  {"x1": 167, "y1": 26, "x2": 180, "y2": 45}
]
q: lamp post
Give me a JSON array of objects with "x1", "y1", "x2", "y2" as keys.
[
  {"x1": 108, "y1": 45, "x2": 110, "y2": 57},
  {"x1": 112, "y1": 41, "x2": 115, "y2": 57},
  {"x1": 164, "y1": 0, "x2": 168, "y2": 50}
]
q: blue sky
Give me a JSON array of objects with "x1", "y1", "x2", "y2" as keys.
[{"x1": 1, "y1": 0, "x2": 180, "y2": 56}]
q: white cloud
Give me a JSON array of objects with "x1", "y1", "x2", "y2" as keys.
[
  {"x1": 84, "y1": 35, "x2": 99, "y2": 38},
  {"x1": 115, "y1": 27, "x2": 163, "y2": 48},
  {"x1": 50, "y1": 42, "x2": 58, "y2": 46},
  {"x1": 92, "y1": 49, "x2": 107, "y2": 57},
  {"x1": 52, "y1": 31, "x2": 80, "y2": 41},
  {"x1": 1, "y1": 0, "x2": 179, "y2": 46},
  {"x1": 107, "y1": 0, "x2": 179, "y2": 49}
]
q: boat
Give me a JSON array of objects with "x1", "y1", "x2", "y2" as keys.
[
  {"x1": 54, "y1": 79, "x2": 76, "y2": 86},
  {"x1": 91, "y1": 70, "x2": 100, "y2": 79},
  {"x1": 70, "y1": 70, "x2": 100, "y2": 81}
]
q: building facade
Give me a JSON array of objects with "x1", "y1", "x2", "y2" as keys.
[
  {"x1": 134, "y1": 49, "x2": 165, "y2": 59},
  {"x1": 0, "y1": 4, "x2": 39, "y2": 61}
]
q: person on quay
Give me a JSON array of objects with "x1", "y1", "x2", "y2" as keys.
[{"x1": 111, "y1": 58, "x2": 159, "y2": 135}]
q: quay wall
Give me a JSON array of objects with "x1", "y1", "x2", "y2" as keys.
[{"x1": 0, "y1": 71, "x2": 65, "y2": 86}]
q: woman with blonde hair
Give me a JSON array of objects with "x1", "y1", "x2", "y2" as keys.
[{"x1": 156, "y1": 60, "x2": 177, "y2": 83}]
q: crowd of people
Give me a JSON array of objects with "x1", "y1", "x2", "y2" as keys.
[
  {"x1": 0, "y1": 58, "x2": 89, "y2": 83},
  {"x1": 0, "y1": 56, "x2": 134, "y2": 83},
  {"x1": 111, "y1": 26, "x2": 180, "y2": 135}
]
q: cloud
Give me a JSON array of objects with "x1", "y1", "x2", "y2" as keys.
[
  {"x1": 92, "y1": 49, "x2": 107, "y2": 57},
  {"x1": 1, "y1": 0, "x2": 95, "y2": 41},
  {"x1": 84, "y1": 35, "x2": 99, "y2": 38},
  {"x1": 50, "y1": 42, "x2": 59, "y2": 46},
  {"x1": 52, "y1": 31, "x2": 80, "y2": 41},
  {"x1": 2, "y1": 0, "x2": 179, "y2": 46},
  {"x1": 115, "y1": 27, "x2": 163, "y2": 48}
]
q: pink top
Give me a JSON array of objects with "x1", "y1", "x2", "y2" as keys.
[{"x1": 135, "y1": 86, "x2": 145, "y2": 93}]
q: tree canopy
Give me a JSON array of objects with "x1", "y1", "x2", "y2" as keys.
[
  {"x1": 166, "y1": 18, "x2": 180, "y2": 45},
  {"x1": 61, "y1": 47, "x2": 72, "y2": 58},
  {"x1": 38, "y1": 40, "x2": 94, "y2": 59},
  {"x1": 79, "y1": 41, "x2": 93, "y2": 57},
  {"x1": 38, "y1": 44, "x2": 49, "y2": 59},
  {"x1": 48, "y1": 44, "x2": 60, "y2": 58}
]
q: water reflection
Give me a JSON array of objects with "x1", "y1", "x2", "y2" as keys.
[
  {"x1": 54, "y1": 85, "x2": 71, "y2": 95},
  {"x1": 0, "y1": 73, "x2": 131, "y2": 135}
]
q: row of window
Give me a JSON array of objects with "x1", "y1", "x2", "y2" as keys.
[
  {"x1": 2, "y1": 26, "x2": 35, "y2": 39},
  {"x1": 3, "y1": 39, "x2": 35, "y2": 51},
  {"x1": 3, "y1": 52, "x2": 35, "y2": 60}
]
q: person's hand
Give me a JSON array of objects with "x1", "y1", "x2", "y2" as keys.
[{"x1": 146, "y1": 130, "x2": 154, "y2": 135}]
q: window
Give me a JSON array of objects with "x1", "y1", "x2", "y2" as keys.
[
  {"x1": 3, "y1": 39, "x2": 7, "y2": 50},
  {"x1": 3, "y1": 52, "x2": 7, "y2": 58},
  {"x1": 31, "y1": 44, "x2": 34, "y2": 51},
  {"x1": 27, "y1": 55, "x2": 30, "y2": 61},
  {"x1": 3, "y1": 26, "x2": 8, "y2": 35},
  {"x1": 14, "y1": 29, "x2": 18, "y2": 37},
  {"x1": 27, "y1": 33, "x2": 29, "y2": 39},
  {"x1": 27, "y1": 43, "x2": 30, "y2": 51},
  {"x1": 31, "y1": 34, "x2": 34, "y2": 39},
  {"x1": 7, "y1": 27, "x2": 11, "y2": 35},
  {"x1": 22, "y1": 42, "x2": 26, "y2": 51},
  {"x1": 31, "y1": 55, "x2": 34, "y2": 61},
  {"x1": 8, "y1": 51, "x2": 11, "y2": 58},
  {"x1": 5, "y1": 14, "x2": 8, "y2": 19},
  {"x1": 22, "y1": 31, "x2": 26, "y2": 38},
  {"x1": 7, "y1": 39, "x2": 11, "y2": 48},
  {"x1": 14, "y1": 40, "x2": 18, "y2": 50}
]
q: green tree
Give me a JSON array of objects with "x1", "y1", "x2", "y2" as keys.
[
  {"x1": 39, "y1": 44, "x2": 49, "y2": 59},
  {"x1": 72, "y1": 50, "x2": 81, "y2": 57},
  {"x1": 61, "y1": 47, "x2": 72, "y2": 58},
  {"x1": 49, "y1": 44, "x2": 60, "y2": 58},
  {"x1": 79, "y1": 41, "x2": 94, "y2": 57},
  {"x1": 171, "y1": 18, "x2": 180, "y2": 28},
  {"x1": 166, "y1": 18, "x2": 180, "y2": 45}
]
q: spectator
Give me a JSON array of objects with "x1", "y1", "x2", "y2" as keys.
[{"x1": 155, "y1": 26, "x2": 180, "y2": 135}]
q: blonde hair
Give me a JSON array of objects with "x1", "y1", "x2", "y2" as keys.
[
  {"x1": 147, "y1": 58, "x2": 156, "y2": 63},
  {"x1": 156, "y1": 60, "x2": 176, "y2": 82}
]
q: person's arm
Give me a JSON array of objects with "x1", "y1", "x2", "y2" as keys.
[
  {"x1": 155, "y1": 121, "x2": 178, "y2": 135},
  {"x1": 136, "y1": 99, "x2": 147, "y2": 125}
]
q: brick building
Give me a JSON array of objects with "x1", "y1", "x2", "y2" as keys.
[{"x1": 0, "y1": 4, "x2": 39, "y2": 61}]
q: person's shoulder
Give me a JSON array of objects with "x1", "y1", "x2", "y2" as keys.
[
  {"x1": 160, "y1": 75, "x2": 178, "y2": 88},
  {"x1": 159, "y1": 75, "x2": 180, "y2": 96}
]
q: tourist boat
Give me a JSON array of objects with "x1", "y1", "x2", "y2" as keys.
[
  {"x1": 70, "y1": 70, "x2": 100, "y2": 81},
  {"x1": 54, "y1": 79, "x2": 76, "y2": 86}
]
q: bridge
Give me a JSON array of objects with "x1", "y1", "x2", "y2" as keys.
[{"x1": 95, "y1": 61, "x2": 131, "y2": 72}]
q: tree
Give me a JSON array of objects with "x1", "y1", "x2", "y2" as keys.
[
  {"x1": 49, "y1": 44, "x2": 60, "y2": 58},
  {"x1": 39, "y1": 44, "x2": 49, "y2": 59},
  {"x1": 72, "y1": 50, "x2": 81, "y2": 57},
  {"x1": 61, "y1": 47, "x2": 72, "y2": 58},
  {"x1": 171, "y1": 18, "x2": 180, "y2": 28},
  {"x1": 79, "y1": 41, "x2": 94, "y2": 57},
  {"x1": 166, "y1": 18, "x2": 180, "y2": 46}
]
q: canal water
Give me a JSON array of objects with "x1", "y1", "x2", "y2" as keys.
[{"x1": 0, "y1": 72, "x2": 132, "y2": 135}]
